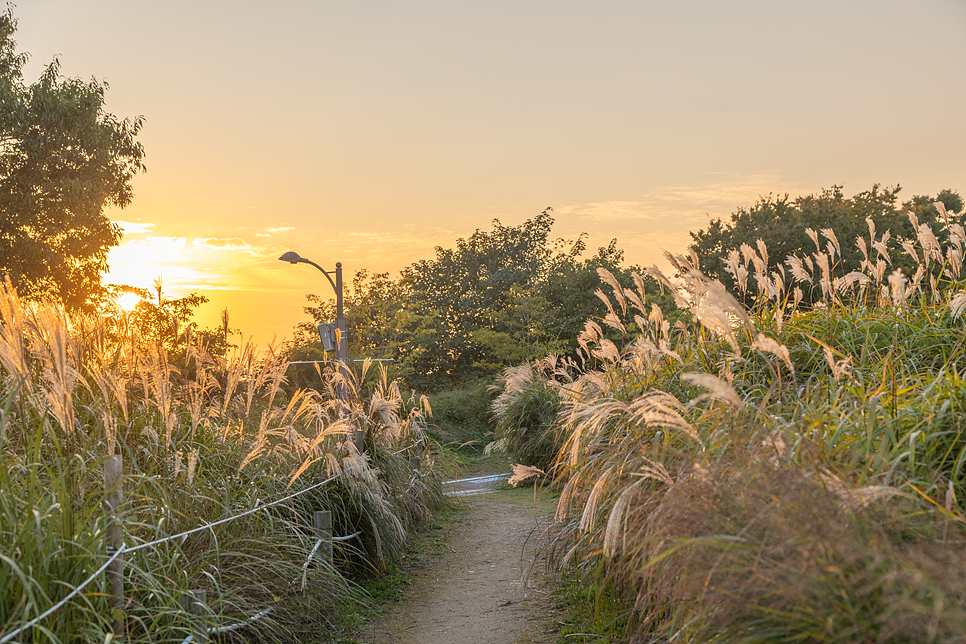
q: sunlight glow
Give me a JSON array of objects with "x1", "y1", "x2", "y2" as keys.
[{"x1": 116, "y1": 291, "x2": 142, "y2": 312}]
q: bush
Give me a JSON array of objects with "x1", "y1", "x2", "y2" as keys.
[
  {"x1": 424, "y1": 378, "x2": 497, "y2": 453},
  {"x1": 489, "y1": 359, "x2": 566, "y2": 472}
]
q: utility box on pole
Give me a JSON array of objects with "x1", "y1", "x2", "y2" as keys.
[{"x1": 317, "y1": 322, "x2": 337, "y2": 352}]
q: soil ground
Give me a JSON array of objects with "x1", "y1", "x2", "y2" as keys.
[{"x1": 353, "y1": 482, "x2": 562, "y2": 644}]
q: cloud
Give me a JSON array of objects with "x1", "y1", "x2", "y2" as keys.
[
  {"x1": 191, "y1": 238, "x2": 263, "y2": 255},
  {"x1": 113, "y1": 220, "x2": 155, "y2": 235},
  {"x1": 550, "y1": 172, "x2": 809, "y2": 269},
  {"x1": 255, "y1": 226, "x2": 297, "y2": 238},
  {"x1": 106, "y1": 235, "x2": 281, "y2": 294},
  {"x1": 556, "y1": 172, "x2": 805, "y2": 224}
]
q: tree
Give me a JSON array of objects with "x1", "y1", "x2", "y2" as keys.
[
  {"x1": 125, "y1": 277, "x2": 210, "y2": 352},
  {"x1": 398, "y1": 208, "x2": 572, "y2": 387},
  {"x1": 290, "y1": 209, "x2": 679, "y2": 391},
  {"x1": 0, "y1": 8, "x2": 145, "y2": 310},
  {"x1": 689, "y1": 184, "x2": 964, "y2": 304}
]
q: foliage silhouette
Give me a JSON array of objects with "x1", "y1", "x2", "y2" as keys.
[{"x1": 0, "y1": 7, "x2": 145, "y2": 310}]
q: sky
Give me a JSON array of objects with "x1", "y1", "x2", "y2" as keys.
[{"x1": 12, "y1": 0, "x2": 966, "y2": 347}]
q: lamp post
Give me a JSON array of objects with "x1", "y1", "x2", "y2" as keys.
[{"x1": 279, "y1": 251, "x2": 347, "y2": 407}]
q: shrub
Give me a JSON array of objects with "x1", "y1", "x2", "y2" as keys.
[
  {"x1": 423, "y1": 378, "x2": 497, "y2": 452},
  {"x1": 489, "y1": 358, "x2": 568, "y2": 472}
]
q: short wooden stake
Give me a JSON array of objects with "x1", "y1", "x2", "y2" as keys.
[
  {"x1": 104, "y1": 454, "x2": 125, "y2": 636},
  {"x1": 180, "y1": 589, "x2": 208, "y2": 644},
  {"x1": 314, "y1": 510, "x2": 333, "y2": 564},
  {"x1": 354, "y1": 429, "x2": 365, "y2": 454},
  {"x1": 426, "y1": 442, "x2": 440, "y2": 467}
]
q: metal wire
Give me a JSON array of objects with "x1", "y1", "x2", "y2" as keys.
[
  {"x1": 0, "y1": 474, "x2": 340, "y2": 642},
  {"x1": 127, "y1": 474, "x2": 340, "y2": 553},
  {"x1": 0, "y1": 544, "x2": 127, "y2": 644}
]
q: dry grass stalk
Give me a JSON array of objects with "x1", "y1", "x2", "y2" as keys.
[{"x1": 681, "y1": 372, "x2": 743, "y2": 408}]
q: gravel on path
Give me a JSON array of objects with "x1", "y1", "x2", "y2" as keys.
[{"x1": 357, "y1": 487, "x2": 560, "y2": 644}]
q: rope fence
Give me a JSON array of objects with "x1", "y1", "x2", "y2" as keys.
[
  {"x1": 0, "y1": 461, "x2": 358, "y2": 644},
  {"x1": 1, "y1": 433, "x2": 434, "y2": 643},
  {"x1": 0, "y1": 546, "x2": 127, "y2": 644},
  {"x1": 126, "y1": 473, "x2": 340, "y2": 554}
]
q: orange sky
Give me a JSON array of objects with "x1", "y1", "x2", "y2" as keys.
[{"x1": 14, "y1": 1, "x2": 966, "y2": 347}]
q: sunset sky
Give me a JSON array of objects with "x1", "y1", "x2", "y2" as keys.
[{"x1": 13, "y1": 1, "x2": 966, "y2": 347}]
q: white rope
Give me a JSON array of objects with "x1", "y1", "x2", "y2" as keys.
[
  {"x1": 0, "y1": 474, "x2": 340, "y2": 642},
  {"x1": 292, "y1": 530, "x2": 358, "y2": 588},
  {"x1": 301, "y1": 539, "x2": 324, "y2": 571},
  {"x1": 209, "y1": 607, "x2": 272, "y2": 634},
  {"x1": 390, "y1": 442, "x2": 418, "y2": 456},
  {"x1": 128, "y1": 474, "x2": 340, "y2": 553},
  {"x1": 0, "y1": 544, "x2": 127, "y2": 644}
]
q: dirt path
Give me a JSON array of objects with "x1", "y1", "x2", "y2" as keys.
[{"x1": 357, "y1": 487, "x2": 560, "y2": 644}]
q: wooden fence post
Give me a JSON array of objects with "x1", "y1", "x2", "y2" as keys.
[
  {"x1": 180, "y1": 589, "x2": 208, "y2": 644},
  {"x1": 410, "y1": 456, "x2": 421, "y2": 471},
  {"x1": 426, "y1": 442, "x2": 439, "y2": 467},
  {"x1": 354, "y1": 429, "x2": 365, "y2": 454},
  {"x1": 104, "y1": 454, "x2": 125, "y2": 636},
  {"x1": 314, "y1": 510, "x2": 333, "y2": 564}
]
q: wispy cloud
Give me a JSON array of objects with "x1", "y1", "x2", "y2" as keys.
[
  {"x1": 553, "y1": 172, "x2": 808, "y2": 269},
  {"x1": 106, "y1": 235, "x2": 279, "y2": 294},
  {"x1": 192, "y1": 238, "x2": 263, "y2": 255},
  {"x1": 113, "y1": 220, "x2": 155, "y2": 235},
  {"x1": 254, "y1": 226, "x2": 297, "y2": 237},
  {"x1": 556, "y1": 173, "x2": 804, "y2": 224}
]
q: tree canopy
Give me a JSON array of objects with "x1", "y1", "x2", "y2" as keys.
[
  {"x1": 289, "y1": 209, "x2": 676, "y2": 391},
  {"x1": 689, "y1": 185, "x2": 964, "y2": 305},
  {"x1": 0, "y1": 8, "x2": 145, "y2": 310}
]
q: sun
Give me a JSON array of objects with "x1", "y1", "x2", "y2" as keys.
[{"x1": 115, "y1": 291, "x2": 142, "y2": 312}]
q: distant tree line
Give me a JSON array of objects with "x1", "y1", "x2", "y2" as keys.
[
  {"x1": 287, "y1": 209, "x2": 677, "y2": 391},
  {"x1": 291, "y1": 184, "x2": 965, "y2": 391},
  {"x1": 689, "y1": 184, "x2": 964, "y2": 305}
]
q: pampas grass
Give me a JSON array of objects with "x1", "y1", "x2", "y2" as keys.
[
  {"x1": 0, "y1": 281, "x2": 448, "y2": 643},
  {"x1": 494, "y1": 203, "x2": 966, "y2": 642}
]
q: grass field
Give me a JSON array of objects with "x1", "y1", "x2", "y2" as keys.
[
  {"x1": 494, "y1": 210, "x2": 966, "y2": 642},
  {"x1": 0, "y1": 280, "x2": 451, "y2": 643}
]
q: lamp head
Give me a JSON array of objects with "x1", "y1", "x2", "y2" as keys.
[{"x1": 279, "y1": 251, "x2": 302, "y2": 265}]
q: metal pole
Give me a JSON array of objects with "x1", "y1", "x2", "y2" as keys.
[
  {"x1": 335, "y1": 262, "x2": 348, "y2": 410},
  {"x1": 280, "y1": 253, "x2": 349, "y2": 411}
]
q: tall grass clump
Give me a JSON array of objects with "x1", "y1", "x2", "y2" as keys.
[
  {"x1": 0, "y1": 279, "x2": 449, "y2": 643},
  {"x1": 495, "y1": 205, "x2": 966, "y2": 642},
  {"x1": 486, "y1": 357, "x2": 569, "y2": 472}
]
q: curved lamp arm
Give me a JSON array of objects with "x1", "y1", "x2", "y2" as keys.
[{"x1": 279, "y1": 251, "x2": 338, "y2": 297}]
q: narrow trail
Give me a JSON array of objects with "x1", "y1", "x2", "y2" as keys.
[{"x1": 357, "y1": 487, "x2": 560, "y2": 644}]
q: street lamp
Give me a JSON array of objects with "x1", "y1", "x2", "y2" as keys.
[{"x1": 279, "y1": 251, "x2": 348, "y2": 406}]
